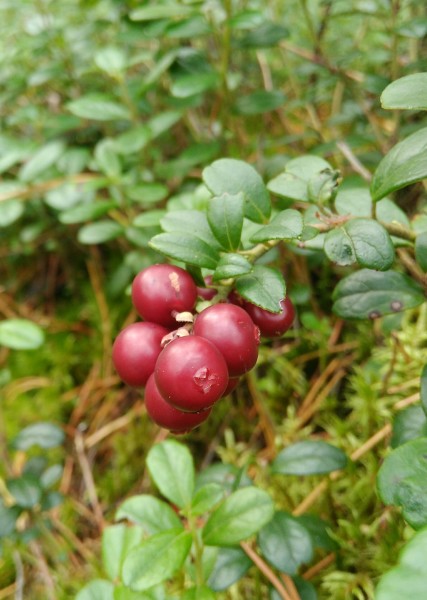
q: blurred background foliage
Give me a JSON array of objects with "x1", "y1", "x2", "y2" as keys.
[{"x1": 0, "y1": 0, "x2": 426, "y2": 598}]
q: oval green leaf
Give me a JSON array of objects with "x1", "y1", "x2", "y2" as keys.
[
  {"x1": 203, "y1": 159, "x2": 271, "y2": 224},
  {"x1": 202, "y1": 487, "x2": 274, "y2": 546},
  {"x1": 271, "y1": 440, "x2": 347, "y2": 476},
  {"x1": 208, "y1": 547, "x2": 252, "y2": 591},
  {"x1": 249, "y1": 209, "x2": 303, "y2": 243},
  {"x1": 324, "y1": 227, "x2": 356, "y2": 266},
  {"x1": 77, "y1": 220, "x2": 124, "y2": 244},
  {"x1": 381, "y1": 73, "x2": 427, "y2": 110},
  {"x1": 415, "y1": 231, "x2": 427, "y2": 272},
  {"x1": 0, "y1": 319, "x2": 45, "y2": 350},
  {"x1": 67, "y1": 94, "x2": 131, "y2": 121},
  {"x1": 19, "y1": 140, "x2": 65, "y2": 182},
  {"x1": 207, "y1": 192, "x2": 244, "y2": 251},
  {"x1": 234, "y1": 90, "x2": 285, "y2": 115},
  {"x1": 149, "y1": 232, "x2": 220, "y2": 269},
  {"x1": 258, "y1": 511, "x2": 313, "y2": 575},
  {"x1": 377, "y1": 437, "x2": 427, "y2": 529},
  {"x1": 345, "y1": 218, "x2": 395, "y2": 270},
  {"x1": 59, "y1": 200, "x2": 117, "y2": 224},
  {"x1": 122, "y1": 528, "x2": 192, "y2": 591},
  {"x1": 235, "y1": 265, "x2": 286, "y2": 313},
  {"x1": 371, "y1": 127, "x2": 427, "y2": 201},
  {"x1": 116, "y1": 494, "x2": 183, "y2": 534},
  {"x1": 146, "y1": 440, "x2": 195, "y2": 509},
  {"x1": 11, "y1": 422, "x2": 64, "y2": 450},
  {"x1": 332, "y1": 269, "x2": 425, "y2": 320}
]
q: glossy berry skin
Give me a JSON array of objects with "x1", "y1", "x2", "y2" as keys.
[
  {"x1": 155, "y1": 335, "x2": 228, "y2": 412},
  {"x1": 193, "y1": 304, "x2": 260, "y2": 377},
  {"x1": 145, "y1": 374, "x2": 211, "y2": 433},
  {"x1": 131, "y1": 264, "x2": 197, "y2": 328},
  {"x1": 243, "y1": 296, "x2": 295, "y2": 338},
  {"x1": 112, "y1": 322, "x2": 169, "y2": 387}
]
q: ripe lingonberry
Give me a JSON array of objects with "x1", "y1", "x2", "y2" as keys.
[
  {"x1": 145, "y1": 374, "x2": 211, "y2": 433},
  {"x1": 155, "y1": 335, "x2": 228, "y2": 412},
  {"x1": 193, "y1": 303, "x2": 260, "y2": 377},
  {"x1": 112, "y1": 321, "x2": 169, "y2": 387},
  {"x1": 131, "y1": 264, "x2": 197, "y2": 328},
  {"x1": 242, "y1": 296, "x2": 295, "y2": 338}
]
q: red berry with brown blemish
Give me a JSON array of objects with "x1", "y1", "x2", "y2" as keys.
[
  {"x1": 155, "y1": 335, "x2": 228, "y2": 412},
  {"x1": 131, "y1": 264, "x2": 197, "y2": 328}
]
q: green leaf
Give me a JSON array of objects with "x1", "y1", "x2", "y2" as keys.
[
  {"x1": 130, "y1": 4, "x2": 195, "y2": 21},
  {"x1": 161, "y1": 209, "x2": 221, "y2": 249},
  {"x1": 113, "y1": 585, "x2": 159, "y2": 600},
  {"x1": 307, "y1": 169, "x2": 341, "y2": 206},
  {"x1": 67, "y1": 94, "x2": 131, "y2": 121},
  {"x1": 238, "y1": 21, "x2": 289, "y2": 48},
  {"x1": 77, "y1": 220, "x2": 124, "y2": 244},
  {"x1": 249, "y1": 209, "x2": 303, "y2": 243},
  {"x1": 126, "y1": 184, "x2": 168, "y2": 205},
  {"x1": 171, "y1": 72, "x2": 218, "y2": 98},
  {"x1": 58, "y1": 200, "x2": 117, "y2": 224},
  {"x1": 258, "y1": 511, "x2": 313, "y2": 575},
  {"x1": 11, "y1": 422, "x2": 64, "y2": 450},
  {"x1": 377, "y1": 437, "x2": 427, "y2": 529},
  {"x1": 267, "y1": 156, "x2": 331, "y2": 202},
  {"x1": 76, "y1": 580, "x2": 115, "y2": 600},
  {"x1": 235, "y1": 265, "x2": 286, "y2": 313},
  {"x1": 0, "y1": 200, "x2": 25, "y2": 227},
  {"x1": 115, "y1": 126, "x2": 151, "y2": 155},
  {"x1": 391, "y1": 406, "x2": 427, "y2": 448},
  {"x1": 208, "y1": 547, "x2": 252, "y2": 591},
  {"x1": 94, "y1": 139, "x2": 121, "y2": 178},
  {"x1": 190, "y1": 483, "x2": 225, "y2": 517},
  {"x1": 116, "y1": 494, "x2": 183, "y2": 534},
  {"x1": 0, "y1": 502, "x2": 20, "y2": 537},
  {"x1": 324, "y1": 227, "x2": 356, "y2": 266},
  {"x1": 272, "y1": 440, "x2": 347, "y2": 476},
  {"x1": 102, "y1": 524, "x2": 143, "y2": 581},
  {"x1": 381, "y1": 73, "x2": 427, "y2": 110},
  {"x1": 344, "y1": 218, "x2": 395, "y2": 270},
  {"x1": 421, "y1": 364, "x2": 427, "y2": 417},
  {"x1": 94, "y1": 46, "x2": 127, "y2": 75},
  {"x1": 332, "y1": 269, "x2": 425, "y2": 320},
  {"x1": 375, "y1": 527, "x2": 427, "y2": 600},
  {"x1": 132, "y1": 211, "x2": 166, "y2": 228},
  {"x1": 146, "y1": 440, "x2": 195, "y2": 509},
  {"x1": 202, "y1": 487, "x2": 274, "y2": 546},
  {"x1": 122, "y1": 528, "x2": 192, "y2": 591},
  {"x1": 207, "y1": 193, "x2": 244, "y2": 251},
  {"x1": 0, "y1": 319, "x2": 45, "y2": 350},
  {"x1": 234, "y1": 90, "x2": 285, "y2": 115},
  {"x1": 19, "y1": 140, "x2": 65, "y2": 182},
  {"x1": 212, "y1": 254, "x2": 252, "y2": 282},
  {"x1": 371, "y1": 127, "x2": 427, "y2": 201},
  {"x1": 415, "y1": 231, "x2": 427, "y2": 271},
  {"x1": 203, "y1": 159, "x2": 271, "y2": 224},
  {"x1": 295, "y1": 514, "x2": 338, "y2": 551},
  {"x1": 40, "y1": 464, "x2": 63, "y2": 489},
  {"x1": 149, "y1": 232, "x2": 220, "y2": 269},
  {"x1": 8, "y1": 475, "x2": 42, "y2": 508}
]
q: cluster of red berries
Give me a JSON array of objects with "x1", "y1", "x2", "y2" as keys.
[{"x1": 112, "y1": 264, "x2": 295, "y2": 434}]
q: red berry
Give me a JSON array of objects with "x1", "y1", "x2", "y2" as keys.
[
  {"x1": 193, "y1": 304, "x2": 260, "y2": 377},
  {"x1": 145, "y1": 374, "x2": 211, "y2": 433},
  {"x1": 243, "y1": 296, "x2": 295, "y2": 338},
  {"x1": 131, "y1": 264, "x2": 197, "y2": 328},
  {"x1": 155, "y1": 335, "x2": 228, "y2": 412},
  {"x1": 197, "y1": 275, "x2": 217, "y2": 301},
  {"x1": 112, "y1": 322, "x2": 169, "y2": 387}
]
